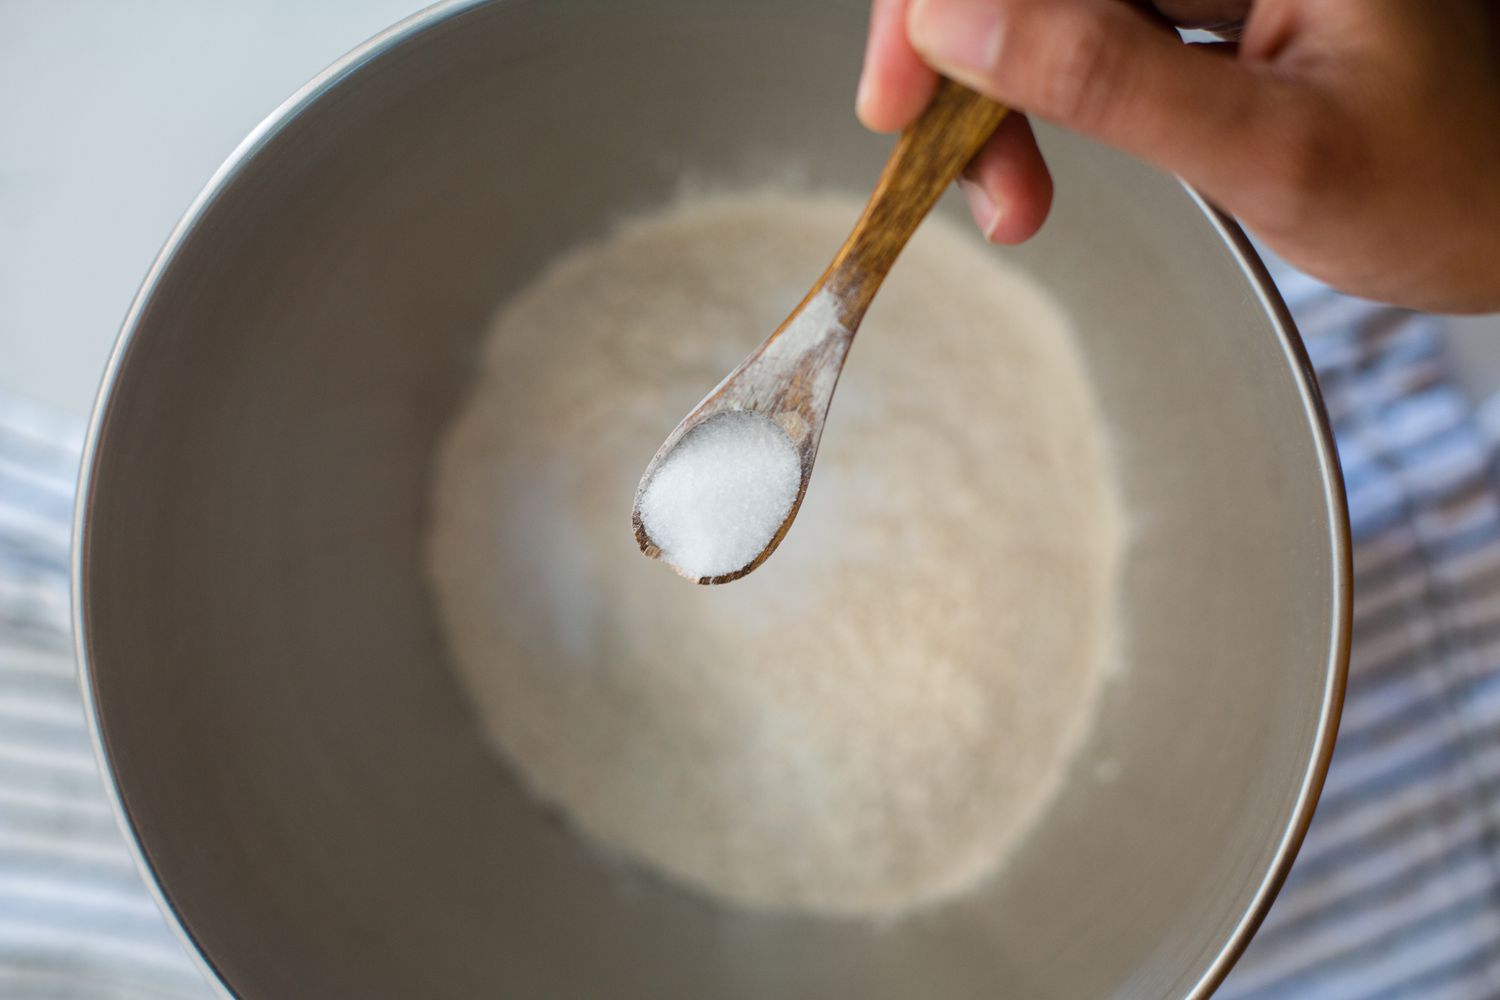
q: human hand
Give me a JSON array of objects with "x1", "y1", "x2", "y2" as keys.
[{"x1": 857, "y1": 0, "x2": 1500, "y2": 313}]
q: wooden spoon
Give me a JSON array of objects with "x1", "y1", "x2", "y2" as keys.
[{"x1": 633, "y1": 79, "x2": 1008, "y2": 584}]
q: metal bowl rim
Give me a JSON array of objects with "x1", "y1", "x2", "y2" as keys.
[{"x1": 68, "y1": 2, "x2": 1354, "y2": 996}]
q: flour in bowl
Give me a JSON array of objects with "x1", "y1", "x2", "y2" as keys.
[{"x1": 426, "y1": 191, "x2": 1121, "y2": 918}]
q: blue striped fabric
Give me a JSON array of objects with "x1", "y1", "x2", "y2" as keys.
[
  {"x1": 0, "y1": 395, "x2": 211, "y2": 999},
  {"x1": 1219, "y1": 269, "x2": 1500, "y2": 1000},
  {"x1": 1, "y1": 271, "x2": 1498, "y2": 998}
]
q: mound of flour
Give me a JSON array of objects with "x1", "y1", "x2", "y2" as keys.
[{"x1": 426, "y1": 191, "x2": 1120, "y2": 918}]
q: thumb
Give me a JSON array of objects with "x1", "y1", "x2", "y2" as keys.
[{"x1": 906, "y1": 0, "x2": 1300, "y2": 217}]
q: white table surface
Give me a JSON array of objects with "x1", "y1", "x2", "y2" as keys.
[
  {"x1": 0, "y1": 1, "x2": 425, "y2": 418},
  {"x1": 4, "y1": 2, "x2": 1498, "y2": 419}
]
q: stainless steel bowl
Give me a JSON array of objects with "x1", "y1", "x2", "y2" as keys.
[{"x1": 74, "y1": 1, "x2": 1350, "y2": 996}]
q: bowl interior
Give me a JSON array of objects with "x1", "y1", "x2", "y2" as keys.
[{"x1": 78, "y1": 1, "x2": 1345, "y2": 997}]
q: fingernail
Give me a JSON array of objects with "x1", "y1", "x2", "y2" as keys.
[
  {"x1": 958, "y1": 177, "x2": 1002, "y2": 241},
  {"x1": 855, "y1": 69, "x2": 874, "y2": 124},
  {"x1": 908, "y1": 0, "x2": 1003, "y2": 76},
  {"x1": 857, "y1": 0, "x2": 891, "y2": 127}
]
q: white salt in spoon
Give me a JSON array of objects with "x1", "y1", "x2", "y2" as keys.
[{"x1": 633, "y1": 79, "x2": 1007, "y2": 584}]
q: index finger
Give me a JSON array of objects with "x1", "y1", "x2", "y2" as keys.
[{"x1": 857, "y1": 0, "x2": 941, "y2": 132}]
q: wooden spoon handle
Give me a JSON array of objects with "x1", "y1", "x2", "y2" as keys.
[{"x1": 826, "y1": 79, "x2": 1008, "y2": 319}]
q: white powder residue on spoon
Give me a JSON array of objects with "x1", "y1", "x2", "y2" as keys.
[{"x1": 639, "y1": 412, "x2": 801, "y2": 580}]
